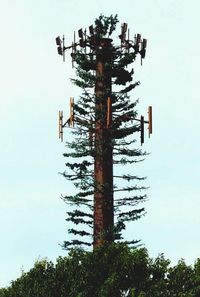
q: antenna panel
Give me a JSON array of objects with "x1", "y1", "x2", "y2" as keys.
[
  {"x1": 57, "y1": 46, "x2": 63, "y2": 55},
  {"x1": 78, "y1": 29, "x2": 83, "y2": 38},
  {"x1": 62, "y1": 35, "x2": 65, "y2": 62},
  {"x1": 70, "y1": 97, "x2": 74, "y2": 127},
  {"x1": 140, "y1": 39, "x2": 147, "y2": 60},
  {"x1": 56, "y1": 36, "x2": 61, "y2": 46},
  {"x1": 89, "y1": 25, "x2": 94, "y2": 35},
  {"x1": 121, "y1": 23, "x2": 128, "y2": 33},
  {"x1": 148, "y1": 106, "x2": 152, "y2": 137},
  {"x1": 140, "y1": 115, "x2": 144, "y2": 145},
  {"x1": 59, "y1": 110, "x2": 63, "y2": 141},
  {"x1": 136, "y1": 34, "x2": 141, "y2": 44},
  {"x1": 143, "y1": 38, "x2": 147, "y2": 49}
]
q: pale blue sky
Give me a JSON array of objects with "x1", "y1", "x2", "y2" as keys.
[{"x1": 0, "y1": 0, "x2": 200, "y2": 287}]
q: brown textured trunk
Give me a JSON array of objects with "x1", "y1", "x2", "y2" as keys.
[{"x1": 93, "y1": 38, "x2": 114, "y2": 247}]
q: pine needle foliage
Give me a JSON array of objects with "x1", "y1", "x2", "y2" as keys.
[{"x1": 61, "y1": 14, "x2": 148, "y2": 249}]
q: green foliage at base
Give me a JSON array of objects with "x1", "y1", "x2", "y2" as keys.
[{"x1": 1, "y1": 244, "x2": 200, "y2": 297}]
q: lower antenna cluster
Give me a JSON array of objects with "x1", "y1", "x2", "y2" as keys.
[{"x1": 58, "y1": 98, "x2": 152, "y2": 145}]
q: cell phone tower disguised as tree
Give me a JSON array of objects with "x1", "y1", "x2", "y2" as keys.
[{"x1": 56, "y1": 15, "x2": 152, "y2": 249}]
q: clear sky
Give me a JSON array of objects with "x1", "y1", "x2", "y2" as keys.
[{"x1": 0, "y1": 0, "x2": 200, "y2": 288}]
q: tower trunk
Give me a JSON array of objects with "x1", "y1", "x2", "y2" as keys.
[{"x1": 93, "y1": 38, "x2": 114, "y2": 247}]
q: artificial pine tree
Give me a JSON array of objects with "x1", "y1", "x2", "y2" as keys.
[{"x1": 58, "y1": 14, "x2": 148, "y2": 249}]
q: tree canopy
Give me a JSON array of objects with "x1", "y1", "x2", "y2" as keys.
[{"x1": 1, "y1": 243, "x2": 200, "y2": 297}]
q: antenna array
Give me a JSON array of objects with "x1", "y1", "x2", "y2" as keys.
[
  {"x1": 56, "y1": 22, "x2": 147, "y2": 66},
  {"x1": 56, "y1": 22, "x2": 152, "y2": 145}
]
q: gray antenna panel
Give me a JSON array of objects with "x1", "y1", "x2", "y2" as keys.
[{"x1": 59, "y1": 110, "x2": 63, "y2": 141}]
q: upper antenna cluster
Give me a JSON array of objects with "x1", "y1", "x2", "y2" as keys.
[{"x1": 55, "y1": 22, "x2": 147, "y2": 65}]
